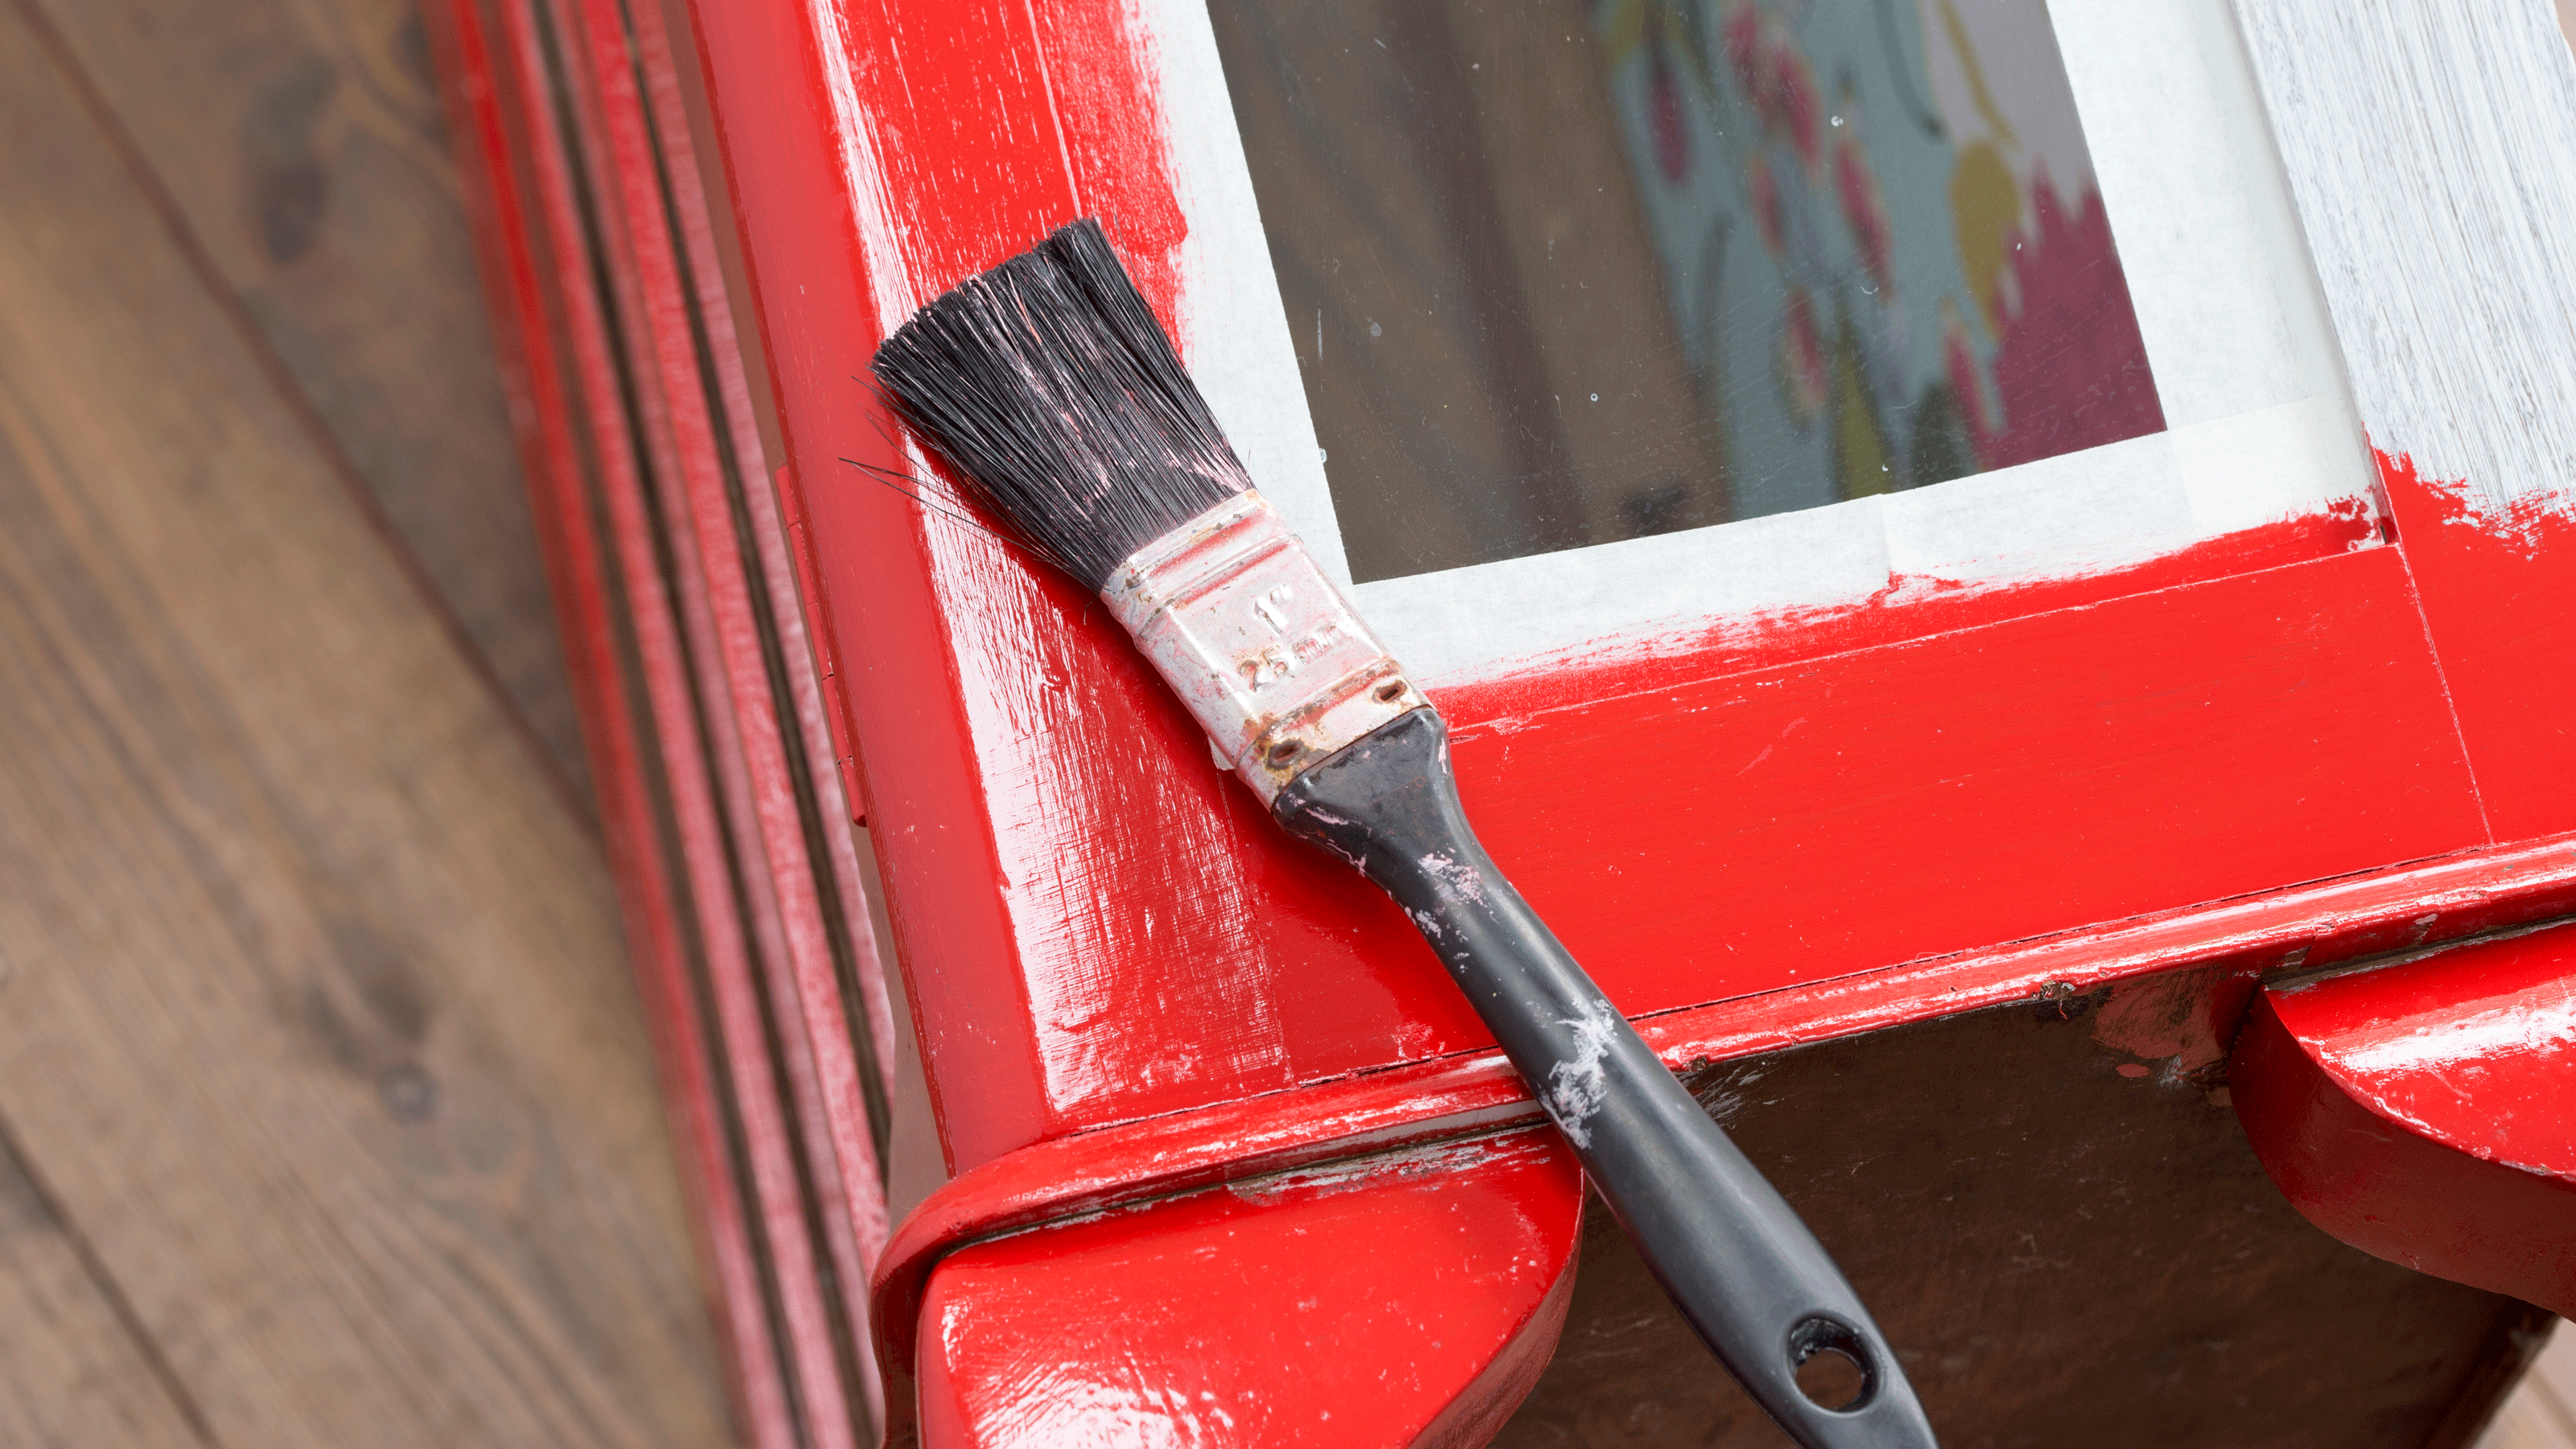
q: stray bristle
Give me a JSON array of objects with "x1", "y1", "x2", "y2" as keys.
[{"x1": 869, "y1": 219, "x2": 1252, "y2": 592}]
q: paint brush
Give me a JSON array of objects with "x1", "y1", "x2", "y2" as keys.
[{"x1": 871, "y1": 218, "x2": 1938, "y2": 1449}]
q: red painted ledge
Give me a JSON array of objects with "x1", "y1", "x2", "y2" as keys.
[
  {"x1": 913, "y1": 1129, "x2": 1582, "y2": 1449},
  {"x1": 2233, "y1": 921, "x2": 2576, "y2": 1317},
  {"x1": 872, "y1": 827, "x2": 2576, "y2": 1431}
]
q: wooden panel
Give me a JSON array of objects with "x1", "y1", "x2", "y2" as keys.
[
  {"x1": 2235, "y1": 3, "x2": 2576, "y2": 841},
  {"x1": 23, "y1": 0, "x2": 588, "y2": 802},
  {"x1": 0, "y1": 1134, "x2": 204, "y2": 1449},
  {"x1": 514, "y1": 0, "x2": 879, "y2": 1435},
  {"x1": 2479, "y1": 1327, "x2": 2576, "y2": 1449},
  {"x1": 0, "y1": 12, "x2": 729, "y2": 1445}
]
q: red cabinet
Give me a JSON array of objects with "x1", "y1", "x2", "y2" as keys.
[{"x1": 427, "y1": 0, "x2": 2576, "y2": 1443}]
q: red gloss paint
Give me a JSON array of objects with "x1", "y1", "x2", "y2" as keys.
[
  {"x1": 2232, "y1": 921, "x2": 2576, "y2": 1317},
  {"x1": 913, "y1": 1131, "x2": 1580, "y2": 1449},
  {"x1": 867, "y1": 823, "x2": 2576, "y2": 1389},
  {"x1": 642, "y1": 0, "x2": 2576, "y2": 1435},
  {"x1": 2372, "y1": 444, "x2": 2576, "y2": 843},
  {"x1": 683, "y1": 0, "x2": 2515, "y2": 1181}
]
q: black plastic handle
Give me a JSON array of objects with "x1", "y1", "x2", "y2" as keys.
[{"x1": 1274, "y1": 708, "x2": 1937, "y2": 1449}]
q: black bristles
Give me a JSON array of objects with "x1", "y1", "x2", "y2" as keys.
[{"x1": 869, "y1": 218, "x2": 1252, "y2": 592}]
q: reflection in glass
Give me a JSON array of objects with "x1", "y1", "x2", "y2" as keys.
[{"x1": 1206, "y1": 0, "x2": 2162, "y2": 584}]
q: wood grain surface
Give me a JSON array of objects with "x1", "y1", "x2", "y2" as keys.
[
  {"x1": 2482, "y1": 1327, "x2": 2576, "y2": 1449},
  {"x1": 0, "y1": 3, "x2": 730, "y2": 1444},
  {"x1": 0, "y1": 1132, "x2": 206, "y2": 1449},
  {"x1": 19, "y1": 0, "x2": 588, "y2": 804}
]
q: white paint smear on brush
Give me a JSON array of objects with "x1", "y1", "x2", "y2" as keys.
[{"x1": 1544, "y1": 999, "x2": 1623, "y2": 1150}]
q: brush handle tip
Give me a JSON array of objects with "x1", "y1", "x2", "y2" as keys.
[{"x1": 1276, "y1": 709, "x2": 1938, "y2": 1449}]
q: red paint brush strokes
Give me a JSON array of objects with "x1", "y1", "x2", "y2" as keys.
[
  {"x1": 703, "y1": 0, "x2": 1246, "y2": 1172},
  {"x1": 1436, "y1": 548, "x2": 2479, "y2": 1028},
  {"x1": 817, "y1": 0, "x2": 1187, "y2": 328},
  {"x1": 2372, "y1": 444, "x2": 2576, "y2": 843},
  {"x1": 1013, "y1": 7, "x2": 1190, "y2": 333},
  {"x1": 695, "y1": 0, "x2": 1068, "y2": 1167}
]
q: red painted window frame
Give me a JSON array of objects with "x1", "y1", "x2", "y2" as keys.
[
  {"x1": 679, "y1": 0, "x2": 2574, "y2": 1152},
  {"x1": 419, "y1": 0, "x2": 2576, "y2": 1434}
]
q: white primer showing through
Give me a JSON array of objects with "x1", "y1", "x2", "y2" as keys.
[
  {"x1": 1133, "y1": 0, "x2": 2379, "y2": 683},
  {"x1": 807, "y1": 0, "x2": 920, "y2": 332}
]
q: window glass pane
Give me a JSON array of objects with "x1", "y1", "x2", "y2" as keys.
[{"x1": 1207, "y1": 0, "x2": 2161, "y2": 584}]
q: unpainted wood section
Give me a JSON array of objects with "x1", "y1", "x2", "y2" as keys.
[
  {"x1": 0, "y1": 1131, "x2": 206, "y2": 1449},
  {"x1": 0, "y1": 13, "x2": 729, "y2": 1446},
  {"x1": 1496, "y1": 989, "x2": 2536, "y2": 1447},
  {"x1": 23, "y1": 0, "x2": 589, "y2": 804}
]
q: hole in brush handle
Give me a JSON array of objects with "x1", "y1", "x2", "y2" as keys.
[{"x1": 1791, "y1": 1315, "x2": 1877, "y2": 1413}]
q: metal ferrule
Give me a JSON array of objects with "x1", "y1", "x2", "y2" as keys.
[{"x1": 1104, "y1": 490, "x2": 1426, "y2": 805}]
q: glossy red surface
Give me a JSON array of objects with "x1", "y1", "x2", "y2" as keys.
[
  {"x1": 419, "y1": 3, "x2": 798, "y2": 1443},
  {"x1": 683, "y1": 0, "x2": 2502, "y2": 1180},
  {"x1": 686, "y1": 0, "x2": 1053, "y2": 1166},
  {"x1": 629, "y1": 0, "x2": 902, "y2": 1132},
  {"x1": 1440, "y1": 547, "x2": 2480, "y2": 1012},
  {"x1": 914, "y1": 1130, "x2": 1580, "y2": 1449},
  {"x1": 665, "y1": 4, "x2": 2576, "y2": 1430},
  {"x1": 2232, "y1": 925, "x2": 2576, "y2": 1317},
  {"x1": 2376, "y1": 446, "x2": 2576, "y2": 843},
  {"x1": 869, "y1": 825, "x2": 2576, "y2": 1412},
  {"x1": 2283, "y1": 927, "x2": 2575, "y2": 1177}
]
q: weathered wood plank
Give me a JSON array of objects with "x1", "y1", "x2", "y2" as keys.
[
  {"x1": 0, "y1": 11, "x2": 730, "y2": 1447},
  {"x1": 0, "y1": 1128, "x2": 208, "y2": 1449},
  {"x1": 2479, "y1": 1326, "x2": 2576, "y2": 1449},
  {"x1": 20, "y1": 0, "x2": 588, "y2": 803}
]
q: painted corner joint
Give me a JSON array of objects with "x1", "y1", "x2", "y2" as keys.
[{"x1": 1104, "y1": 489, "x2": 1423, "y2": 802}]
